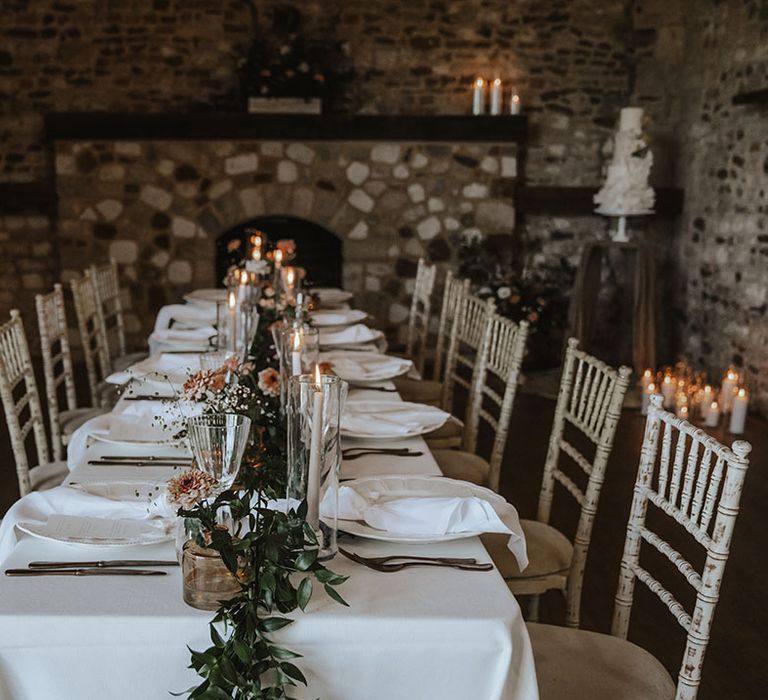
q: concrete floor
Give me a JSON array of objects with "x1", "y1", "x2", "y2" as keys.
[{"x1": 0, "y1": 368, "x2": 765, "y2": 699}]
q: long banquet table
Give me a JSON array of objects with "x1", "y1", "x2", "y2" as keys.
[{"x1": 0, "y1": 299, "x2": 539, "y2": 700}]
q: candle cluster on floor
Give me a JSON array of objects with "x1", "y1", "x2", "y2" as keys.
[{"x1": 639, "y1": 363, "x2": 749, "y2": 434}]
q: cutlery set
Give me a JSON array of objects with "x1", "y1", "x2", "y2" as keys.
[
  {"x1": 88, "y1": 455, "x2": 194, "y2": 467},
  {"x1": 342, "y1": 447, "x2": 423, "y2": 461},
  {"x1": 339, "y1": 548, "x2": 493, "y2": 573},
  {"x1": 5, "y1": 559, "x2": 178, "y2": 577}
]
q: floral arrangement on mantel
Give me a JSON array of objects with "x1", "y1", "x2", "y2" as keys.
[
  {"x1": 457, "y1": 234, "x2": 568, "y2": 368},
  {"x1": 166, "y1": 247, "x2": 347, "y2": 699}
]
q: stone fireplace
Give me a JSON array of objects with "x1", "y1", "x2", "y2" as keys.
[{"x1": 52, "y1": 115, "x2": 522, "y2": 345}]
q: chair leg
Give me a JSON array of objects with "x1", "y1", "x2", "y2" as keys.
[{"x1": 528, "y1": 594, "x2": 541, "y2": 622}]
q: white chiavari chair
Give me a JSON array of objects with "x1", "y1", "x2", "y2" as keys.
[
  {"x1": 70, "y1": 274, "x2": 116, "y2": 408},
  {"x1": 89, "y1": 260, "x2": 146, "y2": 376},
  {"x1": 396, "y1": 270, "x2": 469, "y2": 410},
  {"x1": 0, "y1": 310, "x2": 68, "y2": 497},
  {"x1": 403, "y1": 257, "x2": 437, "y2": 378},
  {"x1": 527, "y1": 393, "x2": 751, "y2": 700},
  {"x1": 482, "y1": 338, "x2": 631, "y2": 628},
  {"x1": 433, "y1": 313, "x2": 528, "y2": 492},
  {"x1": 35, "y1": 284, "x2": 106, "y2": 461}
]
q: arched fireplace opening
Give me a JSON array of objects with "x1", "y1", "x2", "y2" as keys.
[{"x1": 216, "y1": 216, "x2": 343, "y2": 288}]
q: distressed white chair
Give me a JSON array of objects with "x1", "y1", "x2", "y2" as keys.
[
  {"x1": 528, "y1": 393, "x2": 752, "y2": 700},
  {"x1": 433, "y1": 313, "x2": 528, "y2": 492},
  {"x1": 403, "y1": 257, "x2": 437, "y2": 378},
  {"x1": 0, "y1": 310, "x2": 68, "y2": 497},
  {"x1": 482, "y1": 338, "x2": 631, "y2": 628},
  {"x1": 36, "y1": 284, "x2": 106, "y2": 461},
  {"x1": 89, "y1": 260, "x2": 146, "y2": 376},
  {"x1": 396, "y1": 269, "x2": 469, "y2": 409},
  {"x1": 70, "y1": 274, "x2": 117, "y2": 408}
]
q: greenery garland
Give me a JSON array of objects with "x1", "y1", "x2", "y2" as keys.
[{"x1": 174, "y1": 305, "x2": 348, "y2": 699}]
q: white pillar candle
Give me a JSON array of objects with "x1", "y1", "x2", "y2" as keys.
[
  {"x1": 720, "y1": 368, "x2": 739, "y2": 413},
  {"x1": 472, "y1": 77, "x2": 486, "y2": 115},
  {"x1": 639, "y1": 369, "x2": 653, "y2": 393},
  {"x1": 291, "y1": 331, "x2": 302, "y2": 376},
  {"x1": 675, "y1": 394, "x2": 688, "y2": 419},
  {"x1": 227, "y1": 290, "x2": 238, "y2": 353},
  {"x1": 490, "y1": 78, "x2": 503, "y2": 115},
  {"x1": 661, "y1": 374, "x2": 676, "y2": 409},
  {"x1": 306, "y1": 365, "x2": 324, "y2": 530},
  {"x1": 729, "y1": 388, "x2": 749, "y2": 434},
  {"x1": 705, "y1": 401, "x2": 720, "y2": 428},
  {"x1": 641, "y1": 382, "x2": 655, "y2": 416},
  {"x1": 509, "y1": 90, "x2": 521, "y2": 115}
]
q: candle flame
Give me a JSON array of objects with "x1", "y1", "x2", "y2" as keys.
[
  {"x1": 228, "y1": 291, "x2": 236, "y2": 309},
  {"x1": 711, "y1": 401, "x2": 718, "y2": 410},
  {"x1": 511, "y1": 93, "x2": 520, "y2": 103},
  {"x1": 643, "y1": 369, "x2": 652, "y2": 378},
  {"x1": 738, "y1": 388, "x2": 746, "y2": 397},
  {"x1": 475, "y1": 77, "x2": 484, "y2": 87},
  {"x1": 727, "y1": 370, "x2": 738, "y2": 381},
  {"x1": 240, "y1": 269, "x2": 248, "y2": 285},
  {"x1": 252, "y1": 247, "x2": 261, "y2": 261},
  {"x1": 274, "y1": 249, "x2": 283, "y2": 265},
  {"x1": 293, "y1": 332, "x2": 301, "y2": 351},
  {"x1": 704, "y1": 384, "x2": 712, "y2": 392},
  {"x1": 286, "y1": 268, "x2": 295, "y2": 286},
  {"x1": 647, "y1": 383, "x2": 655, "y2": 392},
  {"x1": 493, "y1": 77, "x2": 501, "y2": 86},
  {"x1": 663, "y1": 375, "x2": 672, "y2": 384},
  {"x1": 314, "y1": 364, "x2": 322, "y2": 385}
]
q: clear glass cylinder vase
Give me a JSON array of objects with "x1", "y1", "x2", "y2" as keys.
[
  {"x1": 277, "y1": 325, "x2": 320, "y2": 409},
  {"x1": 287, "y1": 373, "x2": 346, "y2": 560}
]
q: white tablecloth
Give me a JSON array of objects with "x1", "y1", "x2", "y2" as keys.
[{"x1": 0, "y1": 303, "x2": 539, "y2": 700}]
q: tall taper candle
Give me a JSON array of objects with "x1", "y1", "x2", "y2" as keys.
[
  {"x1": 472, "y1": 77, "x2": 486, "y2": 115},
  {"x1": 306, "y1": 365, "x2": 324, "y2": 530},
  {"x1": 490, "y1": 78, "x2": 503, "y2": 115}
]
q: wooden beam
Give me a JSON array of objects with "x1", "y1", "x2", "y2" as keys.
[
  {"x1": 45, "y1": 112, "x2": 528, "y2": 143},
  {"x1": 515, "y1": 185, "x2": 684, "y2": 217}
]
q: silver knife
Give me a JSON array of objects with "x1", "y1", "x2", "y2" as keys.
[
  {"x1": 29, "y1": 560, "x2": 179, "y2": 569},
  {"x1": 5, "y1": 568, "x2": 167, "y2": 577},
  {"x1": 99, "y1": 455, "x2": 193, "y2": 462},
  {"x1": 88, "y1": 460, "x2": 188, "y2": 467}
]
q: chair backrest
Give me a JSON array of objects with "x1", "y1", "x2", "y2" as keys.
[
  {"x1": 35, "y1": 284, "x2": 78, "y2": 462},
  {"x1": 71, "y1": 273, "x2": 108, "y2": 407},
  {"x1": 89, "y1": 259, "x2": 126, "y2": 370},
  {"x1": 537, "y1": 337, "x2": 632, "y2": 628},
  {"x1": 405, "y1": 258, "x2": 437, "y2": 377},
  {"x1": 440, "y1": 293, "x2": 496, "y2": 412},
  {"x1": 0, "y1": 310, "x2": 50, "y2": 496},
  {"x1": 463, "y1": 314, "x2": 529, "y2": 492},
  {"x1": 612, "y1": 393, "x2": 751, "y2": 700},
  {"x1": 432, "y1": 270, "x2": 470, "y2": 383}
]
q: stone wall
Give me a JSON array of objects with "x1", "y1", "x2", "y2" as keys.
[
  {"x1": 633, "y1": 0, "x2": 768, "y2": 413},
  {"x1": 55, "y1": 137, "x2": 518, "y2": 344},
  {"x1": 0, "y1": 0, "x2": 637, "y2": 329}
]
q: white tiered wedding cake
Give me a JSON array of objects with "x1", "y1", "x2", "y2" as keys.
[{"x1": 594, "y1": 107, "x2": 654, "y2": 241}]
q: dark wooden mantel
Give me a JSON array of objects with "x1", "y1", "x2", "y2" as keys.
[{"x1": 44, "y1": 112, "x2": 528, "y2": 143}]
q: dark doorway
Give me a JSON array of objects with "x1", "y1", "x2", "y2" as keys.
[{"x1": 215, "y1": 216, "x2": 343, "y2": 288}]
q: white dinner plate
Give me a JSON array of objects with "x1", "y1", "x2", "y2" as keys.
[
  {"x1": 335, "y1": 475, "x2": 508, "y2": 544},
  {"x1": 311, "y1": 288, "x2": 354, "y2": 305},
  {"x1": 183, "y1": 288, "x2": 227, "y2": 306},
  {"x1": 16, "y1": 517, "x2": 174, "y2": 548},
  {"x1": 309, "y1": 309, "x2": 368, "y2": 327},
  {"x1": 320, "y1": 328, "x2": 384, "y2": 349}
]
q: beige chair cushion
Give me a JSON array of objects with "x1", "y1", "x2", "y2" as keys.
[
  {"x1": 392, "y1": 377, "x2": 442, "y2": 407},
  {"x1": 112, "y1": 351, "x2": 148, "y2": 373},
  {"x1": 424, "y1": 415, "x2": 464, "y2": 449},
  {"x1": 60, "y1": 407, "x2": 108, "y2": 438},
  {"x1": 527, "y1": 622, "x2": 676, "y2": 700},
  {"x1": 432, "y1": 449, "x2": 490, "y2": 486},
  {"x1": 482, "y1": 520, "x2": 573, "y2": 583},
  {"x1": 29, "y1": 461, "x2": 69, "y2": 491}
]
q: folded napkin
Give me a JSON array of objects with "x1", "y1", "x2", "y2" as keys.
[
  {"x1": 309, "y1": 309, "x2": 367, "y2": 327},
  {"x1": 320, "y1": 324, "x2": 380, "y2": 346},
  {"x1": 342, "y1": 400, "x2": 449, "y2": 436},
  {"x1": 328, "y1": 485, "x2": 528, "y2": 570},
  {"x1": 106, "y1": 353, "x2": 199, "y2": 387},
  {"x1": 321, "y1": 352, "x2": 412, "y2": 383},
  {"x1": 153, "y1": 304, "x2": 217, "y2": 333},
  {"x1": 312, "y1": 287, "x2": 353, "y2": 304},
  {"x1": 0, "y1": 485, "x2": 175, "y2": 565},
  {"x1": 148, "y1": 325, "x2": 216, "y2": 355}
]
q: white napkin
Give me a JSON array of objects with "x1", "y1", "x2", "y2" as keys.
[
  {"x1": 329, "y1": 486, "x2": 528, "y2": 570},
  {"x1": 148, "y1": 325, "x2": 216, "y2": 355},
  {"x1": 321, "y1": 352, "x2": 412, "y2": 383},
  {"x1": 342, "y1": 400, "x2": 449, "y2": 436},
  {"x1": 309, "y1": 309, "x2": 367, "y2": 327},
  {"x1": 106, "y1": 353, "x2": 199, "y2": 387},
  {"x1": 320, "y1": 324, "x2": 380, "y2": 346},
  {"x1": 312, "y1": 288, "x2": 353, "y2": 305},
  {"x1": 0, "y1": 485, "x2": 176, "y2": 565},
  {"x1": 153, "y1": 304, "x2": 216, "y2": 333}
]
